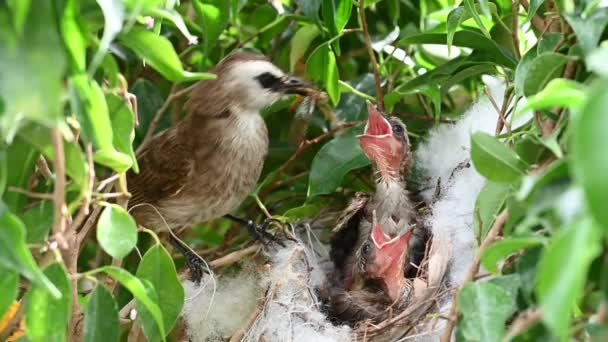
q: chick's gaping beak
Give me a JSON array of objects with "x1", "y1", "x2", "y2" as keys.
[
  {"x1": 281, "y1": 75, "x2": 315, "y2": 96},
  {"x1": 357, "y1": 101, "x2": 404, "y2": 179}
]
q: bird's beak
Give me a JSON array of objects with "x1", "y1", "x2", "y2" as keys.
[
  {"x1": 281, "y1": 75, "x2": 315, "y2": 96},
  {"x1": 357, "y1": 101, "x2": 403, "y2": 179}
]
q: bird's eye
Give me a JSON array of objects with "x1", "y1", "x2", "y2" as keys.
[
  {"x1": 361, "y1": 242, "x2": 371, "y2": 257},
  {"x1": 392, "y1": 123, "x2": 404, "y2": 134},
  {"x1": 255, "y1": 72, "x2": 280, "y2": 89}
]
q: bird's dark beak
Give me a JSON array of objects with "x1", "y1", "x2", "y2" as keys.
[
  {"x1": 281, "y1": 76, "x2": 315, "y2": 96},
  {"x1": 357, "y1": 101, "x2": 403, "y2": 179}
]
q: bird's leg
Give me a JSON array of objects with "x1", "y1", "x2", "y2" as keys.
[
  {"x1": 225, "y1": 214, "x2": 286, "y2": 247},
  {"x1": 169, "y1": 236, "x2": 209, "y2": 284}
]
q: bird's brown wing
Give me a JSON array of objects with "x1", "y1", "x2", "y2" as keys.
[
  {"x1": 329, "y1": 192, "x2": 371, "y2": 277},
  {"x1": 127, "y1": 128, "x2": 193, "y2": 208}
]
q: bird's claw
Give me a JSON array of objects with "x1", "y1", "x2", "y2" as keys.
[
  {"x1": 170, "y1": 236, "x2": 209, "y2": 284},
  {"x1": 245, "y1": 218, "x2": 286, "y2": 247}
]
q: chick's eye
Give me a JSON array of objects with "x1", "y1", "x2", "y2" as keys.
[
  {"x1": 255, "y1": 72, "x2": 280, "y2": 89},
  {"x1": 392, "y1": 123, "x2": 404, "y2": 134},
  {"x1": 361, "y1": 242, "x2": 371, "y2": 257}
]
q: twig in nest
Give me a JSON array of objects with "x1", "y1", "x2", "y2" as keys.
[
  {"x1": 229, "y1": 290, "x2": 268, "y2": 342},
  {"x1": 440, "y1": 210, "x2": 508, "y2": 342},
  {"x1": 358, "y1": 0, "x2": 384, "y2": 110},
  {"x1": 209, "y1": 244, "x2": 261, "y2": 269}
]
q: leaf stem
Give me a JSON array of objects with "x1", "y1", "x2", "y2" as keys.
[{"x1": 358, "y1": 0, "x2": 384, "y2": 110}]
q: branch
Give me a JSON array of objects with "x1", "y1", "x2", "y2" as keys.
[
  {"x1": 512, "y1": 0, "x2": 521, "y2": 59},
  {"x1": 358, "y1": 0, "x2": 384, "y2": 110},
  {"x1": 440, "y1": 210, "x2": 508, "y2": 342},
  {"x1": 50, "y1": 128, "x2": 68, "y2": 249},
  {"x1": 520, "y1": 0, "x2": 546, "y2": 33},
  {"x1": 137, "y1": 82, "x2": 199, "y2": 154},
  {"x1": 504, "y1": 308, "x2": 542, "y2": 340}
]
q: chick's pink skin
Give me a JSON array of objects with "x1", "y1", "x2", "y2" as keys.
[
  {"x1": 367, "y1": 223, "x2": 413, "y2": 302},
  {"x1": 358, "y1": 102, "x2": 404, "y2": 180}
]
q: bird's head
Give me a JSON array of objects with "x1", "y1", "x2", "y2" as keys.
[
  {"x1": 215, "y1": 52, "x2": 314, "y2": 111},
  {"x1": 356, "y1": 211, "x2": 413, "y2": 302},
  {"x1": 358, "y1": 102, "x2": 410, "y2": 181}
]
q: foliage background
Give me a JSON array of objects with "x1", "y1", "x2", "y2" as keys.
[{"x1": 1, "y1": 0, "x2": 608, "y2": 341}]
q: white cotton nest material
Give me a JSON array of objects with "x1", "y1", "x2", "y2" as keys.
[
  {"x1": 182, "y1": 267, "x2": 262, "y2": 341},
  {"x1": 243, "y1": 242, "x2": 352, "y2": 342}
]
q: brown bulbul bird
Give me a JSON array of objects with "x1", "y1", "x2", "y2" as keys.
[
  {"x1": 127, "y1": 53, "x2": 315, "y2": 280},
  {"x1": 330, "y1": 102, "x2": 420, "y2": 290},
  {"x1": 321, "y1": 214, "x2": 413, "y2": 325}
]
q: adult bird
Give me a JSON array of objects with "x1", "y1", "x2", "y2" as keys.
[
  {"x1": 127, "y1": 52, "x2": 315, "y2": 280},
  {"x1": 330, "y1": 102, "x2": 425, "y2": 291}
]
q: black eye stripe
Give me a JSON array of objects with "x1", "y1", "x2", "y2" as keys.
[{"x1": 255, "y1": 72, "x2": 280, "y2": 89}]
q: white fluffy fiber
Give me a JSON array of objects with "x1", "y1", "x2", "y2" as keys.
[{"x1": 182, "y1": 267, "x2": 262, "y2": 341}]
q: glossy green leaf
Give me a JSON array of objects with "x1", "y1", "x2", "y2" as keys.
[
  {"x1": 537, "y1": 33, "x2": 562, "y2": 54},
  {"x1": 193, "y1": 0, "x2": 230, "y2": 54},
  {"x1": 474, "y1": 181, "x2": 511, "y2": 239},
  {"x1": 91, "y1": 266, "x2": 166, "y2": 340},
  {"x1": 0, "y1": 0, "x2": 66, "y2": 141},
  {"x1": 0, "y1": 265, "x2": 18, "y2": 320},
  {"x1": 0, "y1": 209, "x2": 60, "y2": 298},
  {"x1": 463, "y1": 0, "x2": 490, "y2": 37},
  {"x1": 308, "y1": 128, "x2": 370, "y2": 197},
  {"x1": 84, "y1": 284, "x2": 119, "y2": 342},
  {"x1": 21, "y1": 200, "x2": 53, "y2": 243},
  {"x1": 290, "y1": 25, "x2": 320, "y2": 72},
  {"x1": 62, "y1": 0, "x2": 87, "y2": 72},
  {"x1": 536, "y1": 218, "x2": 601, "y2": 338},
  {"x1": 2, "y1": 139, "x2": 37, "y2": 212},
  {"x1": 136, "y1": 245, "x2": 184, "y2": 341},
  {"x1": 306, "y1": 44, "x2": 340, "y2": 105},
  {"x1": 522, "y1": 52, "x2": 569, "y2": 97},
  {"x1": 526, "y1": 0, "x2": 544, "y2": 23},
  {"x1": 89, "y1": 0, "x2": 124, "y2": 74},
  {"x1": 471, "y1": 132, "x2": 528, "y2": 183},
  {"x1": 106, "y1": 94, "x2": 139, "y2": 173},
  {"x1": 25, "y1": 263, "x2": 71, "y2": 342},
  {"x1": 514, "y1": 46, "x2": 538, "y2": 96},
  {"x1": 573, "y1": 79, "x2": 608, "y2": 229},
  {"x1": 119, "y1": 27, "x2": 216, "y2": 82},
  {"x1": 482, "y1": 236, "x2": 547, "y2": 274},
  {"x1": 398, "y1": 31, "x2": 517, "y2": 68},
  {"x1": 565, "y1": 9, "x2": 608, "y2": 55},
  {"x1": 322, "y1": 0, "x2": 352, "y2": 36},
  {"x1": 519, "y1": 78, "x2": 587, "y2": 114},
  {"x1": 69, "y1": 74, "x2": 132, "y2": 172},
  {"x1": 458, "y1": 281, "x2": 516, "y2": 342},
  {"x1": 96, "y1": 204, "x2": 138, "y2": 259},
  {"x1": 143, "y1": 8, "x2": 198, "y2": 45}
]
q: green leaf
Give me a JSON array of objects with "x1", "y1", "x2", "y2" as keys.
[
  {"x1": 119, "y1": 27, "x2": 216, "y2": 82},
  {"x1": 322, "y1": 0, "x2": 352, "y2": 36},
  {"x1": 482, "y1": 236, "x2": 547, "y2": 274},
  {"x1": 25, "y1": 263, "x2": 71, "y2": 342},
  {"x1": 519, "y1": 78, "x2": 587, "y2": 114},
  {"x1": 458, "y1": 281, "x2": 516, "y2": 342},
  {"x1": 106, "y1": 94, "x2": 139, "y2": 173},
  {"x1": 308, "y1": 127, "x2": 370, "y2": 197},
  {"x1": 522, "y1": 52, "x2": 569, "y2": 97},
  {"x1": 96, "y1": 204, "x2": 138, "y2": 259},
  {"x1": 474, "y1": 181, "x2": 511, "y2": 239},
  {"x1": 2, "y1": 139, "x2": 37, "y2": 212},
  {"x1": 471, "y1": 132, "x2": 528, "y2": 183},
  {"x1": 572, "y1": 79, "x2": 608, "y2": 229},
  {"x1": 463, "y1": 0, "x2": 490, "y2": 38},
  {"x1": 536, "y1": 218, "x2": 601, "y2": 338},
  {"x1": 62, "y1": 0, "x2": 87, "y2": 72},
  {"x1": 514, "y1": 46, "x2": 538, "y2": 96},
  {"x1": 89, "y1": 0, "x2": 124, "y2": 74},
  {"x1": 0, "y1": 265, "x2": 18, "y2": 320},
  {"x1": 398, "y1": 31, "x2": 517, "y2": 68},
  {"x1": 136, "y1": 245, "x2": 184, "y2": 341},
  {"x1": 0, "y1": 209, "x2": 60, "y2": 298},
  {"x1": 565, "y1": 9, "x2": 608, "y2": 55},
  {"x1": 192, "y1": 0, "x2": 230, "y2": 55},
  {"x1": 84, "y1": 284, "x2": 119, "y2": 342},
  {"x1": 526, "y1": 0, "x2": 544, "y2": 23},
  {"x1": 91, "y1": 266, "x2": 166, "y2": 340},
  {"x1": 143, "y1": 8, "x2": 198, "y2": 45},
  {"x1": 306, "y1": 44, "x2": 340, "y2": 105},
  {"x1": 0, "y1": 0, "x2": 66, "y2": 141},
  {"x1": 69, "y1": 74, "x2": 132, "y2": 173},
  {"x1": 7, "y1": 0, "x2": 31, "y2": 34},
  {"x1": 21, "y1": 200, "x2": 54, "y2": 243},
  {"x1": 290, "y1": 25, "x2": 321, "y2": 72}
]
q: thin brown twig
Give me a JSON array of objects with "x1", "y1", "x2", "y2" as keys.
[
  {"x1": 36, "y1": 155, "x2": 53, "y2": 180},
  {"x1": 394, "y1": 112, "x2": 456, "y2": 124},
  {"x1": 511, "y1": 0, "x2": 521, "y2": 59},
  {"x1": 519, "y1": 0, "x2": 546, "y2": 32},
  {"x1": 50, "y1": 128, "x2": 68, "y2": 248},
  {"x1": 440, "y1": 210, "x2": 508, "y2": 342},
  {"x1": 358, "y1": 0, "x2": 384, "y2": 110},
  {"x1": 7, "y1": 187, "x2": 54, "y2": 200},
  {"x1": 485, "y1": 86, "x2": 512, "y2": 139},
  {"x1": 72, "y1": 144, "x2": 95, "y2": 231},
  {"x1": 504, "y1": 308, "x2": 542, "y2": 340},
  {"x1": 137, "y1": 82, "x2": 200, "y2": 154},
  {"x1": 229, "y1": 292, "x2": 267, "y2": 342},
  {"x1": 209, "y1": 244, "x2": 261, "y2": 269}
]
